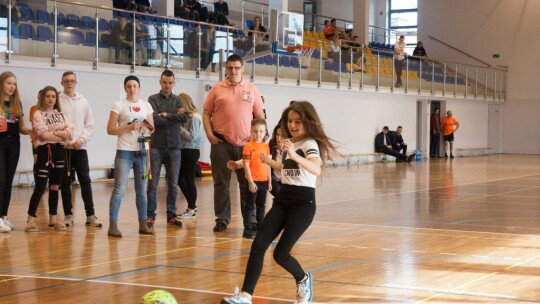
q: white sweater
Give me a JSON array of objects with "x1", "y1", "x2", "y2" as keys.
[{"x1": 59, "y1": 91, "x2": 95, "y2": 150}]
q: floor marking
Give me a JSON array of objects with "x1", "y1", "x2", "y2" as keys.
[
  {"x1": 316, "y1": 173, "x2": 540, "y2": 207},
  {"x1": 354, "y1": 246, "x2": 369, "y2": 249},
  {"x1": 382, "y1": 248, "x2": 396, "y2": 251},
  {"x1": 415, "y1": 253, "x2": 540, "y2": 303},
  {"x1": 471, "y1": 255, "x2": 489, "y2": 258},
  {"x1": 439, "y1": 253, "x2": 457, "y2": 256},
  {"x1": 412, "y1": 250, "x2": 426, "y2": 253},
  {"x1": 313, "y1": 220, "x2": 540, "y2": 240},
  {"x1": 0, "y1": 238, "x2": 241, "y2": 283},
  {"x1": 0, "y1": 274, "x2": 296, "y2": 302},
  {"x1": 325, "y1": 244, "x2": 340, "y2": 247},
  {"x1": 384, "y1": 284, "x2": 516, "y2": 300}
]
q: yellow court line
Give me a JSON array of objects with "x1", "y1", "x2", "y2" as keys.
[
  {"x1": 414, "y1": 253, "x2": 540, "y2": 303},
  {"x1": 0, "y1": 238, "x2": 242, "y2": 283}
]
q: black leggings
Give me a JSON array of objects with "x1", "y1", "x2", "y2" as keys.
[
  {"x1": 178, "y1": 148, "x2": 200, "y2": 210},
  {"x1": 0, "y1": 136, "x2": 20, "y2": 217},
  {"x1": 60, "y1": 149, "x2": 96, "y2": 216},
  {"x1": 241, "y1": 185, "x2": 316, "y2": 295},
  {"x1": 28, "y1": 144, "x2": 66, "y2": 217}
]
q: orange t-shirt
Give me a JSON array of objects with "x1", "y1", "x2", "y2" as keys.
[
  {"x1": 242, "y1": 141, "x2": 270, "y2": 181},
  {"x1": 441, "y1": 116, "x2": 459, "y2": 136}
]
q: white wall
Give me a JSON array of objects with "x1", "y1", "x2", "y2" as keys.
[
  {"x1": 418, "y1": 0, "x2": 540, "y2": 154},
  {"x1": 5, "y1": 58, "x2": 490, "y2": 178}
]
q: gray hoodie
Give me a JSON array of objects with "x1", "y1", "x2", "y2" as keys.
[{"x1": 59, "y1": 91, "x2": 95, "y2": 150}]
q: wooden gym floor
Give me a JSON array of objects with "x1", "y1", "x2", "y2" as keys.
[{"x1": 1, "y1": 154, "x2": 540, "y2": 303}]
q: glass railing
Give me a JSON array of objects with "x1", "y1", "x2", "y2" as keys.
[{"x1": 0, "y1": 0, "x2": 506, "y2": 101}]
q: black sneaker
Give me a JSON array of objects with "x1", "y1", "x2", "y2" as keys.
[
  {"x1": 242, "y1": 229, "x2": 255, "y2": 239},
  {"x1": 445, "y1": 153, "x2": 449, "y2": 159},
  {"x1": 450, "y1": 154, "x2": 454, "y2": 159},
  {"x1": 167, "y1": 217, "x2": 182, "y2": 228},
  {"x1": 213, "y1": 222, "x2": 227, "y2": 232},
  {"x1": 406, "y1": 154, "x2": 414, "y2": 162}
]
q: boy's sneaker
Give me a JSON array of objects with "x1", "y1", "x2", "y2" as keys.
[
  {"x1": 146, "y1": 217, "x2": 155, "y2": 228},
  {"x1": 296, "y1": 272, "x2": 313, "y2": 304},
  {"x1": 177, "y1": 209, "x2": 196, "y2": 219},
  {"x1": 0, "y1": 218, "x2": 11, "y2": 233},
  {"x1": 2, "y1": 216, "x2": 14, "y2": 229},
  {"x1": 221, "y1": 287, "x2": 252, "y2": 304},
  {"x1": 65, "y1": 215, "x2": 74, "y2": 227},
  {"x1": 242, "y1": 228, "x2": 255, "y2": 239},
  {"x1": 86, "y1": 215, "x2": 102, "y2": 227},
  {"x1": 167, "y1": 217, "x2": 183, "y2": 228}
]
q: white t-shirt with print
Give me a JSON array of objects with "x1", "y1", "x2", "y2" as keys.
[
  {"x1": 281, "y1": 138, "x2": 321, "y2": 188},
  {"x1": 110, "y1": 98, "x2": 153, "y2": 151}
]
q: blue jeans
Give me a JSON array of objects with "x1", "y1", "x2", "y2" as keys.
[
  {"x1": 109, "y1": 150, "x2": 148, "y2": 222},
  {"x1": 147, "y1": 147, "x2": 181, "y2": 219}
]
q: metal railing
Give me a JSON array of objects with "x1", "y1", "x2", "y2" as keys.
[{"x1": 1, "y1": 0, "x2": 506, "y2": 101}]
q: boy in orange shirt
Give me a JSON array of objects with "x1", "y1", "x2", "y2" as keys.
[
  {"x1": 241, "y1": 118, "x2": 271, "y2": 239},
  {"x1": 441, "y1": 110, "x2": 460, "y2": 159}
]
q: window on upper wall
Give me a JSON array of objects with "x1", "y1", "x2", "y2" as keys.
[{"x1": 389, "y1": 0, "x2": 417, "y2": 54}]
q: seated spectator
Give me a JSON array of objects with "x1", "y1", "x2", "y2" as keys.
[
  {"x1": 413, "y1": 41, "x2": 428, "y2": 57},
  {"x1": 186, "y1": 24, "x2": 201, "y2": 70},
  {"x1": 176, "y1": 0, "x2": 199, "y2": 21},
  {"x1": 135, "y1": 0, "x2": 153, "y2": 13},
  {"x1": 113, "y1": 0, "x2": 129, "y2": 9},
  {"x1": 389, "y1": 126, "x2": 408, "y2": 155},
  {"x1": 213, "y1": 0, "x2": 229, "y2": 25},
  {"x1": 230, "y1": 24, "x2": 250, "y2": 53},
  {"x1": 110, "y1": 16, "x2": 133, "y2": 64},
  {"x1": 0, "y1": 0, "x2": 21, "y2": 24},
  {"x1": 186, "y1": 0, "x2": 209, "y2": 22},
  {"x1": 248, "y1": 16, "x2": 270, "y2": 52},
  {"x1": 201, "y1": 25, "x2": 216, "y2": 72},
  {"x1": 374, "y1": 126, "x2": 413, "y2": 163},
  {"x1": 134, "y1": 18, "x2": 149, "y2": 65},
  {"x1": 322, "y1": 19, "x2": 333, "y2": 39},
  {"x1": 327, "y1": 34, "x2": 340, "y2": 62}
]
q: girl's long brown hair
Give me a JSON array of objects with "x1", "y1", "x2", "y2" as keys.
[
  {"x1": 280, "y1": 101, "x2": 341, "y2": 167},
  {"x1": 37, "y1": 86, "x2": 61, "y2": 112},
  {"x1": 0, "y1": 71, "x2": 23, "y2": 118}
]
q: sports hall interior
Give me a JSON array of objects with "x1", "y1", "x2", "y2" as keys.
[{"x1": 1, "y1": 0, "x2": 540, "y2": 303}]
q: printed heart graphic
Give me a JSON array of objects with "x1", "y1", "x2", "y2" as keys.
[{"x1": 132, "y1": 106, "x2": 141, "y2": 112}]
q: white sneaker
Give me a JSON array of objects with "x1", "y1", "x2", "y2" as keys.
[
  {"x1": 86, "y1": 215, "x2": 103, "y2": 227},
  {"x1": 177, "y1": 209, "x2": 196, "y2": 219},
  {"x1": 296, "y1": 272, "x2": 313, "y2": 304},
  {"x1": 221, "y1": 287, "x2": 252, "y2": 304},
  {"x1": 2, "y1": 216, "x2": 14, "y2": 229},
  {"x1": 0, "y1": 218, "x2": 11, "y2": 233},
  {"x1": 65, "y1": 215, "x2": 74, "y2": 227}
]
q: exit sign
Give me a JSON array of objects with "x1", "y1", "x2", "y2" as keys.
[{"x1": 492, "y1": 53, "x2": 500, "y2": 58}]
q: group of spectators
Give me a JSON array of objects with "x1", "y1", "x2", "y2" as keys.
[
  {"x1": 113, "y1": 0, "x2": 154, "y2": 14},
  {"x1": 174, "y1": 0, "x2": 230, "y2": 26},
  {"x1": 374, "y1": 108, "x2": 460, "y2": 163}
]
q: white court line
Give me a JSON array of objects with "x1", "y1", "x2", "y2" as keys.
[
  {"x1": 384, "y1": 283, "x2": 516, "y2": 300},
  {"x1": 382, "y1": 248, "x2": 396, "y2": 251},
  {"x1": 0, "y1": 274, "x2": 296, "y2": 302},
  {"x1": 316, "y1": 172, "x2": 540, "y2": 207},
  {"x1": 471, "y1": 255, "x2": 489, "y2": 258},
  {"x1": 354, "y1": 246, "x2": 369, "y2": 249},
  {"x1": 312, "y1": 220, "x2": 540, "y2": 239},
  {"x1": 439, "y1": 253, "x2": 457, "y2": 256},
  {"x1": 325, "y1": 244, "x2": 340, "y2": 247},
  {"x1": 412, "y1": 250, "x2": 426, "y2": 253}
]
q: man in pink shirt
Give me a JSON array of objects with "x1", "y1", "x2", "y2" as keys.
[{"x1": 203, "y1": 54, "x2": 265, "y2": 232}]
